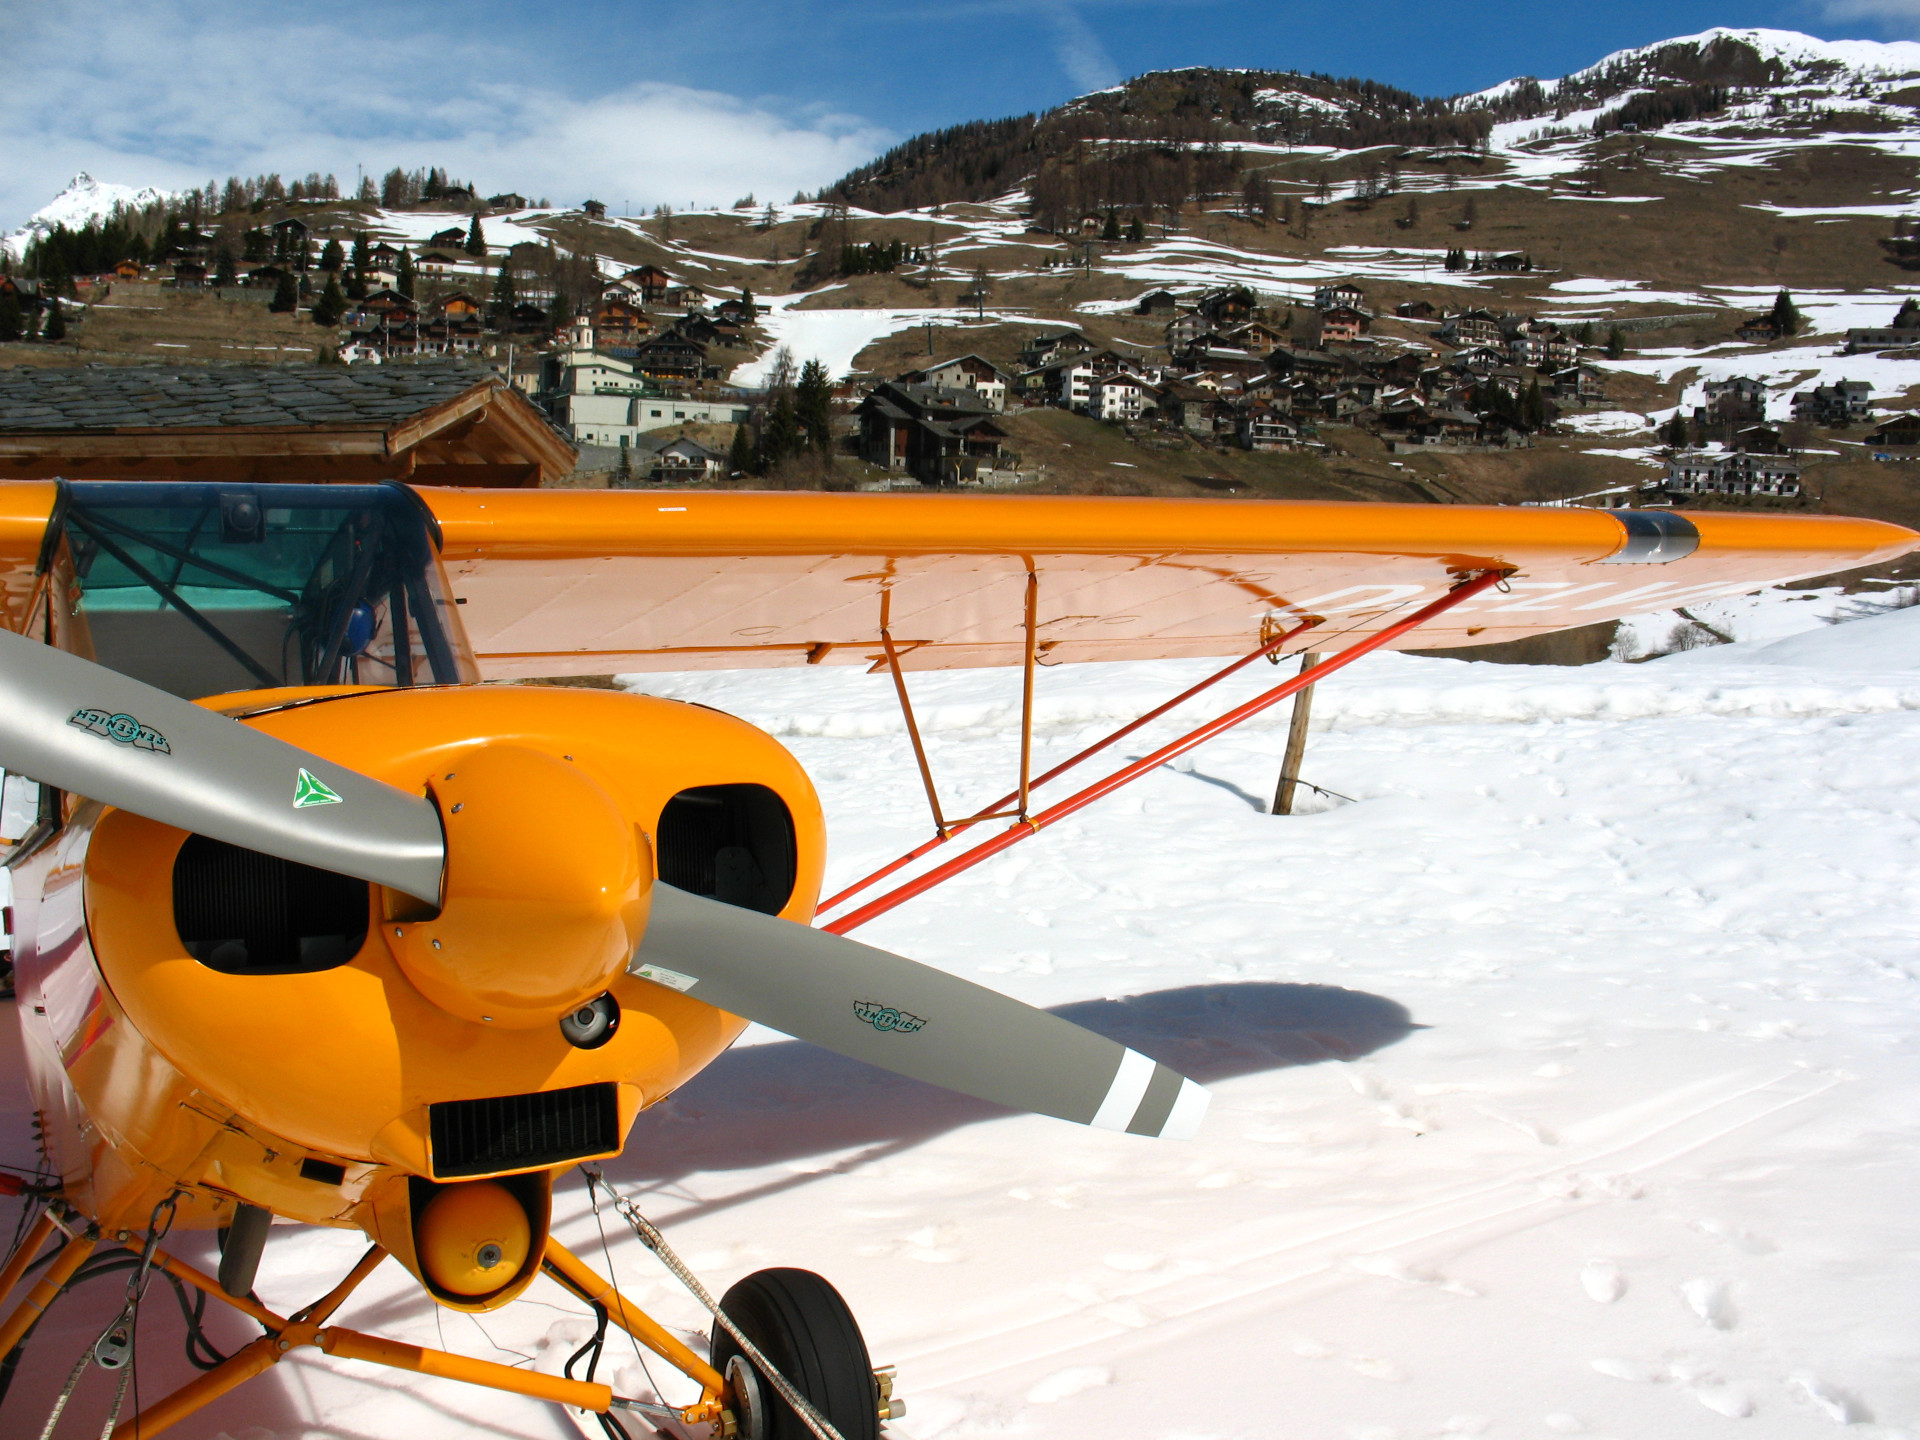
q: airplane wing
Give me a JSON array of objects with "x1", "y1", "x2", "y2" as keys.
[{"x1": 417, "y1": 489, "x2": 1919, "y2": 677}]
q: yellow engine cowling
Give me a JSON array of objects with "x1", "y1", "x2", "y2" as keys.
[{"x1": 69, "y1": 684, "x2": 823, "y2": 1300}]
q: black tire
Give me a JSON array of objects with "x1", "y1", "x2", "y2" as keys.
[{"x1": 711, "y1": 1268, "x2": 878, "y2": 1440}]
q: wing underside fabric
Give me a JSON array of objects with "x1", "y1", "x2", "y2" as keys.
[{"x1": 416, "y1": 490, "x2": 1919, "y2": 677}]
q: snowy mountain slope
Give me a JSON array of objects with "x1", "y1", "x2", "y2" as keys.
[
  {"x1": 4, "y1": 597, "x2": 1920, "y2": 1438},
  {"x1": 0, "y1": 171, "x2": 172, "y2": 260}
]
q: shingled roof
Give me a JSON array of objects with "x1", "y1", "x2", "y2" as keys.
[{"x1": 0, "y1": 360, "x2": 575, "y2": 487}]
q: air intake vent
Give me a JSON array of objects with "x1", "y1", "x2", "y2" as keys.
[
  {"x1": 657, "y1": 783, "x2": 796, "y2": 914},
  {"x1": 428, "y1": 1083, "x2": 620, "y2": 1179},
  {"x1": 173, "y1": 834, "x2": 368, "y2": 974}
]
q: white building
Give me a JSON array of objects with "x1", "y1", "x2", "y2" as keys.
[
  {"x1": 544, "y1": 328, "x2": 750, "y2": 447},
  {"x1": 1093, "y1": 372, "x2": 1151, "y2": 422}
]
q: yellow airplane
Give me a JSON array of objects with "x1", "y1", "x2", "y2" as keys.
[{"x1": 0, "y1": 479, "x2": 1909, "y2": 1440}]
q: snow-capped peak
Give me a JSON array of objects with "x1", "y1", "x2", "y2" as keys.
[
  {"x1": 3, "y1": 172, "x2": 176, "y2": 259},
  {"x1": 1569, "y1": 26, "x2": 1920, "y2": 85}
]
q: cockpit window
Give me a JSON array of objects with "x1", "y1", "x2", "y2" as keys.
[{"x1": 50, "y1": 481, "x2": 477, "y2": 699}]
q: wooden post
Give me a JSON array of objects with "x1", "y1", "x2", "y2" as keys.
[{"x1": 1271, "y1": 651, "x2": 1322, "y2": 816}]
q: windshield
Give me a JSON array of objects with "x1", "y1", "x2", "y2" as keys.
[{"x1": 51, "y1": 481, "x2": 477, "y2": 699}]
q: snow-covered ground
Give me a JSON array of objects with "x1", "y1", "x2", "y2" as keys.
[{"x1": 5, "y1": 591, "x2": 1920, "y2": 1437}]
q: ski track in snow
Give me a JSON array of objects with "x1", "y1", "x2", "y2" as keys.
[{"x1": 5, "y1": 594, "x2": 1920, "y2": 1438}]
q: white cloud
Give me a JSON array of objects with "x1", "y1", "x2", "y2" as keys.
[
  {"x1": 1039, "y1": 1, "x2": 1122, "y2": 94},
  {"x1": 0, "y1": 0, "x2": 892, "y2": 230}
]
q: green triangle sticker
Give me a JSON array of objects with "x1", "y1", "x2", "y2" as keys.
[{"x1": 293, "y1": 768, "x2": 344, "y2": 809}]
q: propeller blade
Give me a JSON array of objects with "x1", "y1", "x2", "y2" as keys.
[
  {"x1": 629, "y1": 884, "x2": 1210, "y2": 1139},
  {"x1": 0, "y1": 628, "x2": 444, "y2": 902}
]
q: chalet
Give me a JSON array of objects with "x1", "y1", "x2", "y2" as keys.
[
  {"x1": 671, "y1": 313, "x2": 730, "y2": 346},
  {"x1": 1164, "y1": 313, "x2": 1210, "y2": 351},
  {"x1": 1222, "y1": 321, "x2": 1285, "y2": 356},
  {"x1": 488, "y1": 193, "x2": 529, "y2": 211},
  {"x1": 1017, "y1": 330, "x2": 1094, "y2": 368},
  {"x1": 1175, "y1": 345, "x2": 1268, "y2": 380},
  {"x1": 1486, "y1": 253, "x2": 1532, "y2": 272},
  {"x1": 661, "y1": 285, "x2": 707, "y2": 313},
  {"x1": 1268, "y1": 347, "x2": 1348, "y2": 383},
  {"x1": 367, "y1": 242, "x2": 406, "y2": 271},
  {"x1": 630, "y1": 335, "x2": 710, "y2": 381},
  {"x1": 712, "y1": 296, "x2": 759, "y2": 325},
  {"x1": 1025, "y1": 360, "x2": 1096, "y2": 410},
  {"x1": 428, "y1": 227, "x2": 468, "y2": 248},
  {"x1": 0, "y1": 359, "x2": 574, "y2": 485},
  {"x1": 1136, "y1": 290, "x2": 1181, "y2": 315},
  {"x1": 441, "y1": 185, "x2": 476, "y2": 206},
  {"x1": 1092, "y1": 372, "x2": 1151, "y2": 422},
  {"x1": 898, "y1": 355, "x2": 1011, "y2": 411},
  {"x1": 1157, "y1": 379, "x2": 1225, "y2": 436},
  {"x1": 593, "y1": 299, "x2": 653, "y2": 343},
  {"x1": 545, "y1": 348, "x2": 750, "y2": 444},
  {"x1": 583, "y1": 200, "x2": 608, "y2": 219},
  {"x1": 1439, "y1": 309, "x2": 1501, "y2": 346},
  {"x1": 1444, "y1": 344, "x2": 1504, "y2": 377},
  {"x1": 242, "y1": 265, "x2": 289, "y2": 290},
  {"x1": 1868, "y1": 413, "x2": 1920, "y2": 448},
  {"x1": 1737, "y1": 315, "x2": 1784, "y2": 343},
  {"x1": 1552, "y1": 365, "x2": 1607, "y2": 404},
  {"x1": 1395, "y1": 300, "x2": 1439, "y2": 321},
  {"x1": 415, "y1": 248, "x2": 466, "y2": 277},
  {"x1": 1506, "y1": 329, "x2": 1577, "y2": 371},
  {"x1": 622, "y1": 266, "x2": 672, "y2": 303},
  {"x1": 506, "y1": 302, "x2": 552, "y2": 333},
  {"x1": 434, "y1": 290, "x2": 483, "y2": 321},
  {"x1": 1845, "y1": 302, "x2": 1920, "y2": 353},
  {"x1": 170, "y1": 261, "x2": 208, "y2": 289},
  {"x1": 1791, "y1": 380, "x2": 1872, "y2": 426},
  {"x1": 269, "y1": 217, "x2": 309, "y2": 241},
  {"x1": 1663, "y1": 449, "x2": 1800, "y2": 498},
  {"x1": 1197, "y1": 286, "x2": 1256, "y2": 327},
  {"x1": 360, "y1": 289, "x2": 418, "y2": 321},
  {"x1": 634, "y1": 435, "x2": 725, "y2": 485},
  {"x1": 858, "y1": 381, "x2": 1013, "y2": 485},
  {"x1": 1239, "y1": 403, "x2": 1297, "y2": 452},
  {"x1": 112, "y1": 260, "x2": 143, "y2": 280},
  {"x1": 1306, "y1": 305, "x2": 1368, "y2": 347},
  {"x1": 1696, "y1": 377, "x2": 1767, "y2": 429},
  {"x1": 1731, "y1": 424, "x2": 1789, "y2": 455},
  {"x1": 1313, "y1": 283, "x2": 1366, "y2": 312}
]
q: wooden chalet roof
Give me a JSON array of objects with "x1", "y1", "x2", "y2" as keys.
[{"x1": 0, "y1": 360, "x2": 575, "y2": 487}]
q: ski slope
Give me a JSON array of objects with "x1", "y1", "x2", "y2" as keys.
[{"x1": 4, "y1": 600, "x2": 1920, "y2": 1438}]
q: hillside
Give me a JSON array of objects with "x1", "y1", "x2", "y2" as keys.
[{"x1": 8, "y1": 27, "x2": 1920, "y2": 550}]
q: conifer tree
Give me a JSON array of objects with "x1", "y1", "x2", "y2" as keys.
[
  {"x1": 0, "y1": 295, "x2": 21, "y2": 343},
  {"x1": 1126, "y1": 215, "x2": 1145, "y2": 243},
  {"x1": 319, "y1": 238, "x2": 345, "y2": 271},
  {"x1": 397, "y1": 251, "x2": 415, "y2": 300},
  {"x1": 728, "y1": 423, "x2": 754, "y2": 477},
  {"x1": 347, "y1": 233, "x2": 369, "y2": 299},
  {"x1": 1605, "y1": 327, "x2": 1626, "y2": 360},
  {"x1": 312, "y1": 274, "x2": 346, "y2": 327},
  {"x1": 214, "y1": 247, "x2": 237, "y2": 287},
  {"x1": 464, "y1": 215, "x2": 486, "y2": 257},
  {"x1": 739, "y1": 286, "x2": 755, "y2": 318},
  {"x1": 1770, "y1": 290, "x2": 1801, "y2": 337},
  {"x1": 42, "y1": 298, "x2": 66, "y2": 342},
  {"x1": 1101, "y1": 210, "x2": 1120, "y2": 242},
  {"x1": 488, "y1": 260, "x2": 517, "y2": 327},
  {"x1": 270, "y1": 271, "x2": 299, "y2": 314},
  {"x1": 795, "y1": 359, "x2": 833, "y2": 456}
]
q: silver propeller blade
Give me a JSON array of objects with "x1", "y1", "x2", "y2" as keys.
[
  {"x1": 0, "y1": 628, "x2": 444, "y2": 901},
  {"x1": 630, "y1": 884, "x2": 1210, "y2": 1139}
]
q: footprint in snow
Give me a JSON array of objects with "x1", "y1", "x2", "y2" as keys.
[
  {"x1": 1025, "y1": 1365, "x2": 1111, "y2": 1404},
  {"x1": 1591, "y1": 1357, "x2": 1659, "y2": 1383},
  {"x1": 1789, "y1": 1373, "x2": 1872, "y2": 1425},
  {"x1": 1689, "y1": 1381, "x2": 1755, "y2": 1419},
  {"x1": 1581, "y1": 1260, "x2": 1626, "y2": 1303},
  {"x1": 1680, "y1": 1277, "x2": 1737, "y2": 1330}
]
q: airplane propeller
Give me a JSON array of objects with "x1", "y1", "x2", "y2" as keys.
[{"x1": 0, "y1": 627, "x2": 1209, "y2": 1139}]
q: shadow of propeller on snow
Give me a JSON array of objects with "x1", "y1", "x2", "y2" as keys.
[{"x1": 610, "y1": 981, "x2": 1417, "y2": 1207}]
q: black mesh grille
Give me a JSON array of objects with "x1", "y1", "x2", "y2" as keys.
[
  {"x1": 173, "y1": 834, "x2": 368, "y2": 973},
  {"x1": 428, "y1": 1083, "x2": 619, "y2": 1179}
]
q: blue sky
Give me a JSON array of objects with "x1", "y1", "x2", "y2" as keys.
[{"x1": 5, "y1": 0, "x2": 1919, "y2": 231}]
